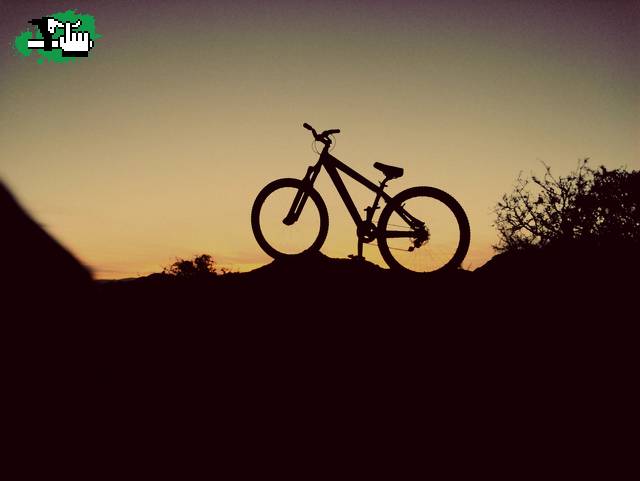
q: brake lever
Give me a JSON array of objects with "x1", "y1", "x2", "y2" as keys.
[{"x1": 303, "y1": 122, "x2": 320, "y2": 140}]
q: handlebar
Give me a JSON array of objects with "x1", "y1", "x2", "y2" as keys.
[{"x1": 303, "y1": 123, "x2": 340, "y2": 144}]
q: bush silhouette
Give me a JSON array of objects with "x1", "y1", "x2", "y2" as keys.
[
  {"x1": 494, "y1": 160, "x2": 640, "y2": 252},
  {"x1": 163, "y1": 254, "x2": 222, "y2": 277}
]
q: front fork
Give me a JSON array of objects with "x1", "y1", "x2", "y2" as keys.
[{"x1": 282, "y1": 165, "x2": 320, "y2": 225}]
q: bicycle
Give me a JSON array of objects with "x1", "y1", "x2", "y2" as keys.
[{"x1": 251, "y1": 123, "x2": 470, "y2": 273}]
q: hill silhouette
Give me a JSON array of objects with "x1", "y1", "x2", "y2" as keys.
[
  {"x1": 97, "y1": 242, "x2": 637, "y2": 321},
  {"x1": 3, "y1": 181, "x2": 635, "y2": 459},
  {"x1": 1, "y1": 181, "x2": 92, "y2": 295}
]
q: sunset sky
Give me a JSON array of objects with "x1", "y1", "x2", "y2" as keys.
[{"x1": 1, "y1": 0, "x2": 638, "y2": 278}]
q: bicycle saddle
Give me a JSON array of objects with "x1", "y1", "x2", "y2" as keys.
[{"x1": 373, "y1": 162, "x2": 404, "y2": 180}]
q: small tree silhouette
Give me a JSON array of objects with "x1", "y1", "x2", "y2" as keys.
[
  {"x1": 493, "y1": 160, "x2": 640, "y2": 252},
  {"x1": 163, "y1": 254, "x2": 221, "y2": 277}
]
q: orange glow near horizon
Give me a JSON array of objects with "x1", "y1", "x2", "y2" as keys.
[{"x1": 1, "y1": 1, "x2": 638, "y2": 278}]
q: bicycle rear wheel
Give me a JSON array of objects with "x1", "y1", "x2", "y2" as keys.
[
  {"x1": 377, "y1": 186, "x2": 470, "y2": 273},
  {"x1": 251, "y1": 178, "x2": 329, "y2": 259}
]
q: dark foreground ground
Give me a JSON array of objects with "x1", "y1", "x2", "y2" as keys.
[{"x1": 7, "y1": 247, "x2": 638, "y2": 467}]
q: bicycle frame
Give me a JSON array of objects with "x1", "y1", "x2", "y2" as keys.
[{"x1": 284, "y1": 142, "x2": 424, "y2": 241}]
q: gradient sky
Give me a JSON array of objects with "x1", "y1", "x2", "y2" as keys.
[{"x1": 1, "y1": 0, "x2": 638, "y2": 278}]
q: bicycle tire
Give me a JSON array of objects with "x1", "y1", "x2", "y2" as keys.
[
  {"x1": 251, "y1": 178, "x2": 329, "y2": 259},
  {"x1": 377, "y1": 186, "x2": 470, "y2": 273}
]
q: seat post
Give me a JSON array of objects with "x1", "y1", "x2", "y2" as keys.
[{"x1": 367, "y1": 177, "x2": 389, "y2": 219}]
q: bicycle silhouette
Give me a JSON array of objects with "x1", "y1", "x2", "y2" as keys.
[{"x1": 251, "y1": 123, "x2": 470, "y2": 273}]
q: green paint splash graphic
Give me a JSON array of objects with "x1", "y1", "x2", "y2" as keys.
[{"x1": 13, "y1": 9, "x2": 102, "y2": 64}]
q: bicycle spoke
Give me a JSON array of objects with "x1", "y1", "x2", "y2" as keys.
[
  {"x1": 387, "y1": 223, "x2": 411, "y2": 229},
  {"x1": 371, "y1": 242, "x2": 411, "y2": 252}
]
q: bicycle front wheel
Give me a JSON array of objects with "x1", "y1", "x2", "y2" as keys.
[
  {"x1": 377, "y1": 186, "x2": 470, "y2": 273},
  {"x1": 251, "y1": 178, "x2": 329, "y2": 259}
]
